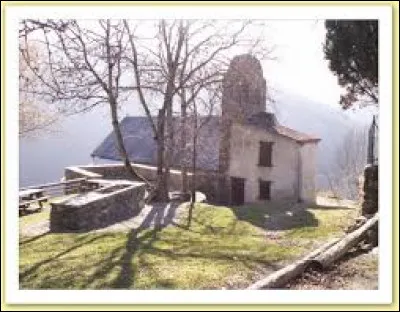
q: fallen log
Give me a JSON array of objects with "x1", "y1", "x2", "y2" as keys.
[
  {"x1": 310, "y1": 213, "x2": 379, "y2": 270},
  {"x1": 247, "y1": 237, "x2": 342, "y2": 289},
  {"x1": 247, "y1": 213, "x2": 379, "y2": 290}
]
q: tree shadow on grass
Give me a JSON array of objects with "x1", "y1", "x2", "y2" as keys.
[
  {"x1": 109, "y1": 202, "x2": 180, "y2": 289},
  {"x1": 125, "y1": 242, "x2": 282, "y2": 290},
  {"x1": 19, "y1": 233, "x2": 114, "y2": 281},
  {"x1": 20, "y1": 202, "x2": 181, "y2": 289},
  {"x1": 87, "y1": 202, "x2": 282, "y2": 289},
  {"x1": 19, "y1": 232, "x2": 48, "y2": 245}
]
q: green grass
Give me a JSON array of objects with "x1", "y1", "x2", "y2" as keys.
[
  {"x1": 19, "y1": 200, "x2": 356, "y2": 289},
  {"x1": 19, "y1": 195, "x2": 75, "y2": 228},
  {"x1": 19, "y1": 208, "x2": 50, "y2": 227},
  {"x1": 233, "y1": 199, "x2": 356, "y2": 239},
  {"x1": 285, "y1": 208, "x2": 356, "y2": 239}
]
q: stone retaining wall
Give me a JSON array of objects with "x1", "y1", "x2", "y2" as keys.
[
  {"x1": 65, "y1": 163, "x2": 224, "y2": 203},
  {"x1": 50, "y1": 181, "x2": 146, "y2": 232}
]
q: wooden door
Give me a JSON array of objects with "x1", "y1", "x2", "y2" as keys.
[{"x1": 231, "y1": 177, "x2": 245, "y2": 205}]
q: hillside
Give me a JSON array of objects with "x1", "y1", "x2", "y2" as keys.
[{"x1": 272, "y1": 91, "x2": 374, "y2": 191}]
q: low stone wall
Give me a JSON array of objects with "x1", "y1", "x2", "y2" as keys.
[
  {"x1": 65, "y1": 163, "x2": 224, "y2": 203},
  {"x1": 50, "y1": 181, "x2": 146, "y2": 232}
]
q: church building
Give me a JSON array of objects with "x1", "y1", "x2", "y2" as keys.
[{"x1": 92, "y1": 54, "x2": 321, "y2": 205}]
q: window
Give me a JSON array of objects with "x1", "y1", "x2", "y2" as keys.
[
  {"x1": 259, "y1": 180, "x2": 271, "y2": 200},
  {"x1": 258, "y1": 141, "x2": 273, "y2": 167}
]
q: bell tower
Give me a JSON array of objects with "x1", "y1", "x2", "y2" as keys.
[
  {"x1": 219, "y1": 54, "x2": 267, "y2": 174},
  {"x1": 221, "y1": 54, "x2": 267, "y2": 125}
]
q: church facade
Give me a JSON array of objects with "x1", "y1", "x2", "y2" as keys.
[
  {"x1": 216, "y1": 54, "x2": 320, "y2": 204},
  {"x1": 92, "y1": 54, "x2": 321, "y2": 205}
]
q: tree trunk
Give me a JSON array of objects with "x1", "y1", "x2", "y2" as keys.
[
  {"x1": 164, "y1": 95, "x2": 173, "y2": 199},
  {"x1": 188, "y1": 110, "x2": 198, "y2": 226},
  {"x1": 180, "y1": 99, "x2": 188, "y2": 194},
  {"x1": 109, "y1": 98, "x2": 146, "y2": 182},
  {"x1": 156, "y1": 73, "x2": 176, "y2": 202},
  {"x1": 311, "y1": 213, "x2": 379, "y2": 269},
  {"x1": 247, "y1": 213, "x2": 379, "y2": 289},
  {"x1": 154, "y1": 108, "x2": 169, "y2": 201}
]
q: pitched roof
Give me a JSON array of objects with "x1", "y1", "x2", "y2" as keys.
[
  {"x1": 91, "y1": 116, "x2": 221, "y2": 171},
  {"x1": 274, "y1": 124, "x2": 321, "y2": 144},
  {"x1": 92, "y1": 113, "x2": 320, "y2": 170},
  {"x1": 244, "y1": 112, "x2": 321, "y2": 143}
]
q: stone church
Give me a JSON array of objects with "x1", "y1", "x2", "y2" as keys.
[{"x1": 92, "y1": 54, "x2": 321, "y2": 205}]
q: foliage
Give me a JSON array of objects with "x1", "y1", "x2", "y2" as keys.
[{"x1": 323, "y1": 20, "x2": 378, "y2": 109}]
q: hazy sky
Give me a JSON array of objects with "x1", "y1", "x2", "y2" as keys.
[
  {"x1": 264, "y1": 20, "x2": 343, "y2": 107},
  {"x1": 23, "y1": 19, "x2": 350, "y2": 118}
]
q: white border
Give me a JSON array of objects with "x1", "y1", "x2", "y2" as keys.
[{"x1": 5, "y1": 4, "x2": 393, "y2": 305}]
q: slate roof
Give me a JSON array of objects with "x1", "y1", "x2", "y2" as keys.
[
  {"x1": 92, "y1": 113, "x2": 320, "y2": 170},
  {"x1": 91, "y1": 116, "x2": 221, "y2": 171}
]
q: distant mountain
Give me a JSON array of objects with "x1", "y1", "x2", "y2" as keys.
[
  {"x1": 271, "y1": 91, "x2": 374, "y2": 190},
  {"x1": 19, "y1": 90, "x2": 376, "y2": 197}
]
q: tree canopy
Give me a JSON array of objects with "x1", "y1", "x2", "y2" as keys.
[{"x1": 323, "y1": 20, "x2": 378, "y2": 109}]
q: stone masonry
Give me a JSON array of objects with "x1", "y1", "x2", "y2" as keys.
[{"x1": 50, "y1": 180, "x2": 146, "y2": 232}]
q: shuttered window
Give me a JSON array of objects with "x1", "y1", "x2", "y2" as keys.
[{"x1": 258, "y1": 141, "x2": 273, "y2": 167}]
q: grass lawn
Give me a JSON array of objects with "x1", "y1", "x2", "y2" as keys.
[
  {"x1": 19, "y1": 208, "x2": 50, "y2": 228},
  {"x1": 19, "y1": 199, "x2": 357, "y2": 289},
  {"x1": 19, "y1": 195, "x2": 76, "y2": 228}
]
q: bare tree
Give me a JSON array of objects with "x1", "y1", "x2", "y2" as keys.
[
  {"x1": 20, "y1": 19, "x2": 272, "y2": 202},
  {"x1": 324, "y1": 126, "x2": 369, "y2": 200},
  {"x1": 186, "y1": 86, "x2": 219, "y2": 226},
  {"x1": 19, "y1": 41, "x2": 59, "y2": 136},
  {"x1": 19, "y1": 19, "x2": 147, "y2": 182},
  {"x1": 124, "y1": 19, "x2": 272, "y2": 201}
]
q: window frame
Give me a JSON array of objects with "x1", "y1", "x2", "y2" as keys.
[{"x1": 258, "y1": 141, "x2": 274, "y2": 167}]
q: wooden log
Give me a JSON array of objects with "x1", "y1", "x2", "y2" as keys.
[
  {"x1": 247, "y1": 237, "x2": 342, "y2": 289},
  {"x1": 310, "y1": 213, "x2": 379, "y2": 269},
  {"x1": 248, "y1": 213, "x2": 379, "y2": 290}
]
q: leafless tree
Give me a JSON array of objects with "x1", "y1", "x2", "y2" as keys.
[
  {"x1": 20, "y1": 19, "x2": 272, "y2": 201},
  {"x1": 19, "y1": 42, "x2": 59, "y2": 136},
  {"x1": 324, "y1": 125, "x2": 369, "y2": 200},
  {"x1": 124, "y1": 19, "x2": 272, "y2": 201},
  {"x1": 19, "y1": 19, "x2": 148, "y2": 182}
]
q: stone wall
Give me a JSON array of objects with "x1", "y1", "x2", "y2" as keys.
[
  {"x1": 50, "y1": 181, "x2": 146, "y2": 232},
  {"x1": 65, "y1": 163, "x2": 224, "y2": 203}
]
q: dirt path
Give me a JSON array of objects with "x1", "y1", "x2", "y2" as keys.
[
  {"x1": 285, "y1": 247, "x2": 378, "y2": 290},
  {"x1": 20, "y1": 202, "x2": 189, "y2": 237}
]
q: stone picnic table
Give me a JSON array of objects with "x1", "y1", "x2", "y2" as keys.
[{"x1": 19, "y1": 188, "x2": 48, "y2": 211}]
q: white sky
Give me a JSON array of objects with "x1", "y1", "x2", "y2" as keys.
[
  {"x1": 263, "y1": 20, "x2": 343, "y2": 106},
  {"x1": 23, "y1": 18, "x2": 345, "y2": 113}
]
